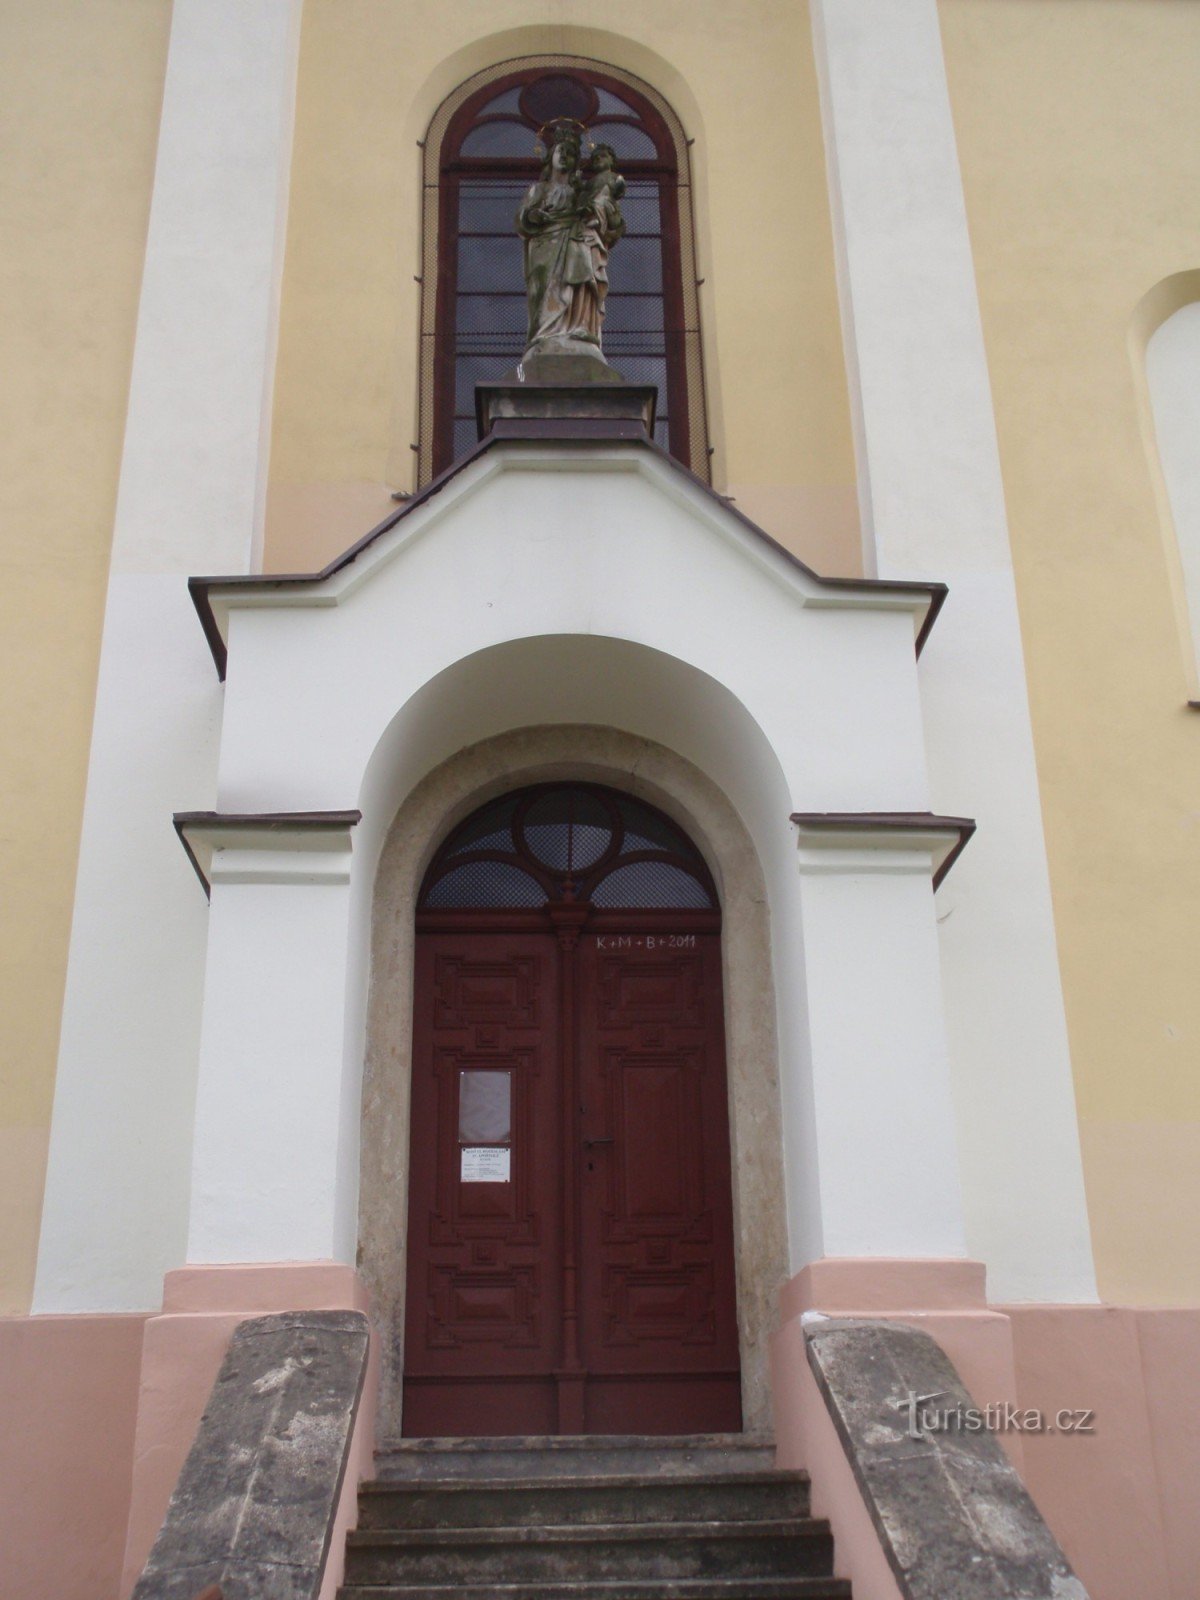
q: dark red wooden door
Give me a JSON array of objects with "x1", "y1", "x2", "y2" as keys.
[
  {"x1": 403, "y1": 933, "x2": 563, "y2": 1437},
  {"x1": 403, "y1": 926, "x2": 740, "y2": 1436},
  {"x1": 403, "y1": 782, "x2": 741, "y2": 1436},
  {"x1": 577, "y1": 932, "x2": 741, "y2": 1433}
]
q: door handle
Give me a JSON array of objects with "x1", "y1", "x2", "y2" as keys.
[{"x1": 583, "y1": 1136, "x2": 614, "y2": 1147}]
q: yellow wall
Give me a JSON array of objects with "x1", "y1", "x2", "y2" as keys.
[
  {"x1": 0, "y1": 0, "x2": 171, "y2": 1312},
  {"x1": 265, "y1": 0, "x2": 859, "y2": 577},
  {"x1": 12, "y1": 0, "x2": 1197, "y2": 1315},
  {"x1": 940, "y1": 0, "x2": 1200, "y2": 1303}
]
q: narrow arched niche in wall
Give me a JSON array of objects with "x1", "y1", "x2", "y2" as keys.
[
  {"x1": 417, "y1": 55, "x2": 711, "y2": 484},
  {"x1": 1132, "y1": 271, "x2": 1200, "y2": 700},
  {"x1": 360, "y1": 726, "x2": 787, "y2": 1444}
]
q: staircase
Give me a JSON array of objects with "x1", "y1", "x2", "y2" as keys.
[{"x1": 340, "y1": 1435, "x2": 851, "y2": 1600}]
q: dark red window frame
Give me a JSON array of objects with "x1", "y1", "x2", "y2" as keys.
[
  {"x1": 417, "y1": 782, "x2": 720, "y2": 930},
  {"x1": 432, "y1": 66, "x2": 697, "y2": 478}
]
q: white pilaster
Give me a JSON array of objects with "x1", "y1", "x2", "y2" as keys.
[
  {"x1": 34, "y1": 0, "x2": 302, "y2": 1312},
  {"x1": 109, "y1": 0, "x2": 302, "y2": 578},
  {"x1": 810, "y1": 0, "x2": 1096, "y2": 1300},
  {"x1": 185, "y1": 820, "x2": 360, "y2": 1264},
  {"x1": 793, "y1": 823, "x2": 968, "y2": 1262}
]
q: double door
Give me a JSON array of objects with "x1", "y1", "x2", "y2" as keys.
[{"x1": 402, "y1": 923, "x2": 741, "y2": 1435}]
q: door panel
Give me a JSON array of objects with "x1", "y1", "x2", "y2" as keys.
[
  {"x1": 403, "y1": 934, "x2": 562, "y2": 1436},
  {"x1": 403, "y1": 926, "x2": 740, "y2": 1436},
  {"x1": 577, "y1": 933, "x2": 741, "y2": 1432}
]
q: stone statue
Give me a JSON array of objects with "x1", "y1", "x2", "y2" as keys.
[{"x1": 515, "y1": 122, "x2": 626, "y2": 367}]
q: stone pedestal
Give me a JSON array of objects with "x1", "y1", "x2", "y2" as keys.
[{"x1": 475, "y1": 352, "x2": 657, "y2": 442}]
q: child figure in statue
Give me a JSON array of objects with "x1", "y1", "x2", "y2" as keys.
[{"x1": 583, "y1": 144, "x2": 627, "y2": 250}]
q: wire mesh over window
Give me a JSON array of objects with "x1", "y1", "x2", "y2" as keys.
[
  {"x1": 423, "y1": 860, "x2": 549, "y2": 909},
  {"x1": 418, "y1": 784, "x2": 716, "y2": 911},
  {"x1": 418, "y1": 58, "x2": 711, "y2": 484},
  {"x1": 522, "y1": 786, "x2": 613, "y2": 871},
  {"x1": 589, "y1": 861, "x2": 714, "y2": 910}
]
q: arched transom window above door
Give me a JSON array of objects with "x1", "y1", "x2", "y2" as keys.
[
  {"x1": 418, "y1": 57, "x2": 711, "y2": 485},
  {"x1": 418, "y1": 784, "x2": 718, "y2": 913}
]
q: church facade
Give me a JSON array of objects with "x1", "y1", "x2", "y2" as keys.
[{"x1": 3, "y1": 4, "x2": 1200, "y2": 1598}]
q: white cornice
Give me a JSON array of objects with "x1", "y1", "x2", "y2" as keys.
[
  {"x1": 174, "y1": 811, "x2": 361, "y2": 896},
  {"x1": 791, "y1": 812, "x2": 975, "y2": 887}
]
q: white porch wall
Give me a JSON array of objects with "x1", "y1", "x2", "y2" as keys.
[
  {"x1": 348, "y1": 632, "x2": 829, "y2": 1273},
  {"x1": 189, "y1": 449, "x2": 968, "y2": 1275},
  {"x1": 33, "y1": 0, "x2": 302, "y2": 1312},
  {"x1": 811, "y1": 0, "x2": 1096, "y2": 1299},
  {"x1": 189, "y1": 867, "x2": 356, "y2": 1263},
  {"x1": 212, "y1": 455, "x2": 933, "y2": 817}
]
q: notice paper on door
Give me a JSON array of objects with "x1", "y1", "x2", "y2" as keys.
[{"x1": 460, "y1": 1146, "x2": 511, "y2": 1183}]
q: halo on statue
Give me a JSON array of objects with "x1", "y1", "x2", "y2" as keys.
[{"x1": 533, "y1": 117, "x2": 594, "y2": 160}]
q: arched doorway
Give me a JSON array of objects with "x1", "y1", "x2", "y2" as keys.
[{"x1": 402, "y1": 782, "x2": 741, "y2": 1436}]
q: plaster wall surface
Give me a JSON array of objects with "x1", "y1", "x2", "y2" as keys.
[
  {"x1": 214, "y1": 454, "x2": 932, "y2": 817},
  {"x1": 797, "y1": 866, "x2": 966, "y2": 1261},
  {"x1": 0, "y1": 1312, "x2": 148, "y2": 1600},
  {"x1": 812, "y1": 0, "x2": 1095, "y2": 1303},
  {"x1": 264, "y1": 0, "x2": 859, "y2": 575},
  {"x1": 1146, "y1": 301, "x2": 1200, "y2": 681},
  {"x1": 0, "y1": 0, "x2": 171, "y2": 1314},
  {"x1": 188, "y1": 867, "x2": 356, "y2": 1263},
  {"x1": 940, "y1": 0, "x2": 1200, "y2": 1304},
  {"x1": 187, "y1": 450, "x2": 969, "y2": 1297},
  {"x1": 34, "y1": 579, "x2": 220, "y2": 1311},
  {"x1": 1003, "y1": 1303, "x2": 1200, "y2": 1600},
  {"x1": 23, "y1": 0, "x2": 1198, "y2": 1330},
  {"x1": 33, "y1": 0, "x2": 304, "y2": 1313}
]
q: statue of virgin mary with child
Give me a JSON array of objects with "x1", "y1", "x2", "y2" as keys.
[{"x1": 515, "y1": 120, "x2": 626, "y2": 366}]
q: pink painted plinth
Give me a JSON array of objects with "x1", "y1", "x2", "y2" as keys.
[
  {"x1": 120, "y1": 1262, "x2": 378, "y2": 1600},
  {"x1": 770, "y1": 1257, "x2": 1017, "y2": 1600},
  {"x1": 770, "y1": 1258, "x2": 1200, "y2": 1600},
  {"x1": 0, "y1": 1312, "x2": 149, "y2": 1600}
]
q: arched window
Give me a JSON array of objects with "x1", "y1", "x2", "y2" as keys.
[
  {"x1": 417, "y1": 58, "x2": 710, "y2": 484},
  {"x1": 418, "y1": 784, "x2": 718, "y2": 914}
]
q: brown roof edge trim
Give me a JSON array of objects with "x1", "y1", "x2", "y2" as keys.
[
  {"x1": 913, "y1": 584, "x2": 947, "y2": 655},
  {"x1": 173, "y1": 815, "x2": 212, "y2": 899},
  {"x1": 188, "y1": 430, "x2": 948, "y2": 679},
  {"x1": 633, "y1": 437, "x2": 949, "y2": 658},
  {"x1": 188, "y1": 576, "x2": 230, "y2": 681},
  {"x1": 173, "y1": 809, "x2": 363, "y2": 899},
  {"x1": 188, "y1": 434, "x2": 498, "y2": 680},
  {"x1": 789, "y1": 811, "x2": 977, "y2": 890}
]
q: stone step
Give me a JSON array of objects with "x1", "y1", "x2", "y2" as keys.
[
  {"x1": 343, "y1": 1518, "x2": 835, "y2": 1587},
  {"x1": 372, "y1": 1434, "x2": 777, "y2": 1482},
  {"x1": 357, "y1": 1471, "x2": 810, "y2": 1530},
  {"x1": 338, "y1": 1580, "x2": 851, "y2": 1600}
]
